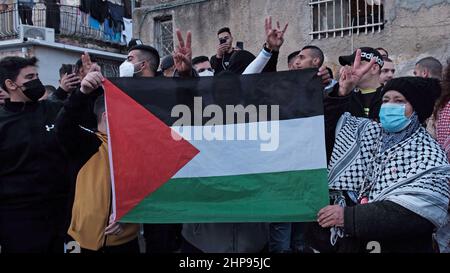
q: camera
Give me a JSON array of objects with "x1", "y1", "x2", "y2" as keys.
[{"x1": 219, "y1": 37, "x2": 227, "y2": 44}]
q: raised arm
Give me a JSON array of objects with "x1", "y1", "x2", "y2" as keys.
[
  {"x1": 55, "y1": 63, "x2": 104, "y2": 163},
  {"x1": 243, "y1": 17, "x2": 288, "y2": 74}
]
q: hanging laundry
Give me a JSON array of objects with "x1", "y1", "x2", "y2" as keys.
[
  {"x1": 104, "y1": 18, "x2": 121, "y2": 43},
  {"x1": 60, "y1": 0, "x2": 79, "y2": 5},
  {"x1": 104, "y1": 18, "x2": 115, "y2": 41},
  {"x1": 79, "y1": 0, "x2": 90, "y2": 13},
  {"x1": 122, "y1": 17, "x2": 132, "y2": 45},
  {"x1": 124, "y1": 0, "x2": 132, "y2": 19},
  {"x1": 107, "y1": 1, "x2": 124, "y2": 32},
  {"x1": 89, "y1": 0, "x2": 108, "y2": 23},
  {"x1": 88, "y1": 15, "x2": 101, "y2": 30}
]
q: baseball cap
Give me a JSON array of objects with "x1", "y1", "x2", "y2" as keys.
[
  {"x1": 160, "y1": 55, "x2": 174, "y2": 71},
  {"x1": 339, "y1": 47, "x2": 384, "y2": 68}
]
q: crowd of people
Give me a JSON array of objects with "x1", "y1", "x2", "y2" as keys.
[{"x1": 0, "y1": 16, "x2": 449, "y2": 254}]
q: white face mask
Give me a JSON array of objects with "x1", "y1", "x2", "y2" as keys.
[
  {"x1": 119, "y1": 61, "x2": 134, "y2": 77},
  {"x1": 119, "y1": 60, "x2": 144, "y2": 77},
  {"x1": 198, "y1": 70, "x2": 214, "y2": 77}
]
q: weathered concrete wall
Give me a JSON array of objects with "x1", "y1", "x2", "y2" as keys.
[
  {"x1": 1, "y1": 45, "x2": 123, "y2": 87},
  {"x1": 135, "y1": 0, "x2": 450, "y2": 76}
]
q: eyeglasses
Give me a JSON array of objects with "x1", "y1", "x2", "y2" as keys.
[{"x1": 198, "y1": 68, "x2": 214, "y2": 73}]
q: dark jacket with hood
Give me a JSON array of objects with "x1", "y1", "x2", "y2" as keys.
[{"x1": 324, "y1": 83, "x2": 383, "y2": 161}]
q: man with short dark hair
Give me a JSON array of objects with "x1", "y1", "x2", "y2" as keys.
[
  {"x1": 330, "y1": 47, "x2": 385, "y2": 119},
  {"x1": 50, "y1": 55, "x2": 101, "y2": 103},
  {"x1": 0, "y1": 56, "x2": 71, "y2": 253},
  {"x1": 48, "y1": 64, "x2": 81, "y2": 102},
  {"x1": 324, "y1": 48, "x2": 382, "y2": 162},
  {"x1": 210, "y1": 27, "x2": 237, "y2": 74},
  {"x1": 192, "y1": 56, "x2": 214, "y2": 77},
  {"x1": 414, "y1": 57, "x2": 443, "y2": 80},
  {"x1": 380, "y1": 57, "x2": 396, "y2": 85},
  {"x1": 292, "y1": 45, "x2": 324, "y2": 70},
  {"x1": 287, "y1": 50, "x2": 300, "y2": 70},
  {"x1": 120, "y1": 44, "x2": 161, "y2": 77}
]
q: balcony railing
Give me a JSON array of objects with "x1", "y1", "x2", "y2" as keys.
[{"x1": 0, "y1": 3, "x2": 126, "y2": 46}]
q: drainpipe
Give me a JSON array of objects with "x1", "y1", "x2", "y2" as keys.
[{"x1": 14, "y1": 0, "x2": 20, "y2": 35}]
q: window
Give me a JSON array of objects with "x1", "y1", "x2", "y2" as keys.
[
  {"x1": 310, "y1": 0, "x2": 384, "y2": 39},
  {"x1": 154, "y1": 16, "x2": 174, "y2": 57},
  {"x1": 98, "y1": 58, "x2": 121, "y2": 78}
]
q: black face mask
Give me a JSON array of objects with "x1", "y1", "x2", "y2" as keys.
[{"x1": 20, "y1": 79, "x2": 45, "y2": 102}]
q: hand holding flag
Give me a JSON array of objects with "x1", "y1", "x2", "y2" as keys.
[{"x1": 80, "y1": 65, "x2": 104, "y2": 94}]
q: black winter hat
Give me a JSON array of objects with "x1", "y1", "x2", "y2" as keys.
[{"x1": 382, "y1": 77, "x2": 442, "y2": 123}]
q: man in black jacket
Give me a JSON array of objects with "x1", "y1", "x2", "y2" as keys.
[
  {"x1": 0, "y1": 56, "x2": 70, "y2": 253},
  {"x1": 0, "y1": 87, "x2": 9, "y2": 105},
  {"x1": 327, "y1": 47, "x2": 385, "y2": 119},
  {"x1": 210, "y1": 27, "x2": 237, "y2": 75},
  {"x1": 324, "y1": 47, "x2": 384, "y2": 161}
]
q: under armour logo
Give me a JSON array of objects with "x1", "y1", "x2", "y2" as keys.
[
  {"x1": 45, "y1": 125, "x2": 55, "y2": 132},
  {"x1": 65, "y1": 241, "x2": 81, "y2": 253},
  {"x1": 366, "y1": 241, "x2": 381, "y2": 253}
]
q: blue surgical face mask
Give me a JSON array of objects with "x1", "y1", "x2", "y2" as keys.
[{"x1": 379, "y1": 103, "x2": 411, "y2": 133}]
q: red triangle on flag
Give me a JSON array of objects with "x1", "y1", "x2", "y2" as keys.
[{"x1": 103, "y1": 80, "x2": 199, "y2": 221}]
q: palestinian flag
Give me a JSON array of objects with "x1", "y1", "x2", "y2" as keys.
[{"x1": 104, "y1": 69, "x2": 329, "y2": 223}]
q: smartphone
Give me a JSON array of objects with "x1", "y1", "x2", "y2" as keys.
[
  {"x1": 61, "y1": 64, "x2": 74, "y2": 75},
  {"x1": 219, "y1": 37, "x2": 227, "y2": 44},
  {"x1": 236, "y1": 41, "x2": 244, "y2": 50}
]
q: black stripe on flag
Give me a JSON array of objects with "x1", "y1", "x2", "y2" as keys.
[{"x1": 108, "y1": 69, "x2": 324, "y2": 126}]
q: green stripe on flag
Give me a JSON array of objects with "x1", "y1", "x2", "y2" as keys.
[{"x1": 120, "y1": 169, "x2": 329, "y2": 223}]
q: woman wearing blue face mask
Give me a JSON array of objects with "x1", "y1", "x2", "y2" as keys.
[{"x1": 307, "y1": 76, "x2": 450, "y2": 253}]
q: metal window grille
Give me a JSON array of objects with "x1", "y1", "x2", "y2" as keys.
[
  {"x1": 100, "y1": 60, "x2": 121, "y2": 78},
  {"x1": 155, "y1": 17, "x2": 174, "y2": 57},
  {"x1": 309, "y1": 0, "x2": 384, "y2": 39}
]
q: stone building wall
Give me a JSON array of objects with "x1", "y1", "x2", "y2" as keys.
[{"x1": 134, "y1": 0, "x2": 450, "y2": 75}]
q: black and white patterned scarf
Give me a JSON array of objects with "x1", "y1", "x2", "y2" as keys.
[
  {"x1": 327, "y1": 113, "x2": 450, "y2": 245},
  {"x1": 380, "y1": 112, "x2": 420, "y2": 153}
]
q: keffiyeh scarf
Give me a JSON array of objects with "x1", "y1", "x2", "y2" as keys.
[{"x1": 327, "y1": 113, "x2": 450, "y2": 245}]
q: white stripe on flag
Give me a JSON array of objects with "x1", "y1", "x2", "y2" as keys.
[{"x1": 172, "y1": 116, "x2": 327, "y2": 178}]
